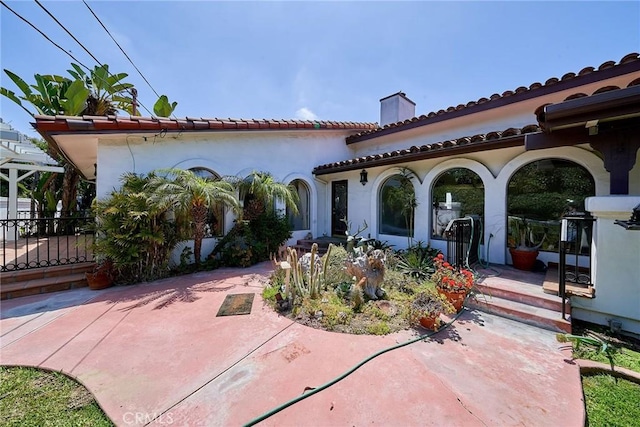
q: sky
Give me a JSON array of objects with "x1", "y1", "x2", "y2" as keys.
[{"x1": 1, "y1": 1, "x2": 638, "y2": 138}]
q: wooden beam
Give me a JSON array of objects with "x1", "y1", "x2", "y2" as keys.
[{"x1": 524, "y1": 129, "x2": 591, "y2": 150}]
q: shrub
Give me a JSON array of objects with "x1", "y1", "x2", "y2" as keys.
[
  {"x1": 323, "y1": 245, "x2": 351, "y2": 286},
  {"x1": 212, "y1": 210, "x2": 292, "y2": 267},
  {"x1": 396, "y1": 242, "x2": 441, "y2": 279},
  {"x1": 92, "y1": 172, "x2": 185, "y2": 284}
]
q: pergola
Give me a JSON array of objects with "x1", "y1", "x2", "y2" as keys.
[{"x1": 1, "y1": 135, "x2": 64, "y2": 219}]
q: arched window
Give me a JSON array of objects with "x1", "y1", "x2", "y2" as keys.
[
  {"x1": 379, "y1": 174, "x2": 415, "y2": 237},
  {"x1": 431, "y1": 168, "x2": 484, "y2": 239},
  {"x1": 287, "y1": 179, "x2": 310, "y2": 230},
  {"x1": 189, "y1": 167, "x2": 224, "y2": 237},
  {"x1": 507, "y1": 159, "x2": 595, "y2": 253}
]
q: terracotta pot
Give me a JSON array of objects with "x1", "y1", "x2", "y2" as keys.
[
  {"x1": 85, "y1": 266, "x2": 113, "y2": 290},
  {"x1": 509, "y1": 248, "x2": 539, "y2": 271},
  {"x1": 437, "y1": 288, "x2": 466, "y2": 312},
  {"x1": 419, "y1": 315, "x2": 441, "y2": 331}
]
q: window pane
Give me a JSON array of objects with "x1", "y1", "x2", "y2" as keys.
[
  {"x1": 507, "y1": 159, "x2": 594, "y2": 253},
  {"x1": 379, "y1": 176, "x2": 414, "y2": 236},
  {"x1": 287, "y1": 180, "x2": 310, "y2": 231}
]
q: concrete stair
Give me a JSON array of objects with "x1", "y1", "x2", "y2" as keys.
[
  {"x1": 468, "y1": 266, "x2": 572, "y2": 333},
  {"x1": 0, "y1": 263, "x2": 95, "y2": 300},
  {"x1": 290, "y1": 237, "x2": 346, "y2": 256}
]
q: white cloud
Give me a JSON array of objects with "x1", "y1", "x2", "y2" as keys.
[{"x1": 295, "y1": 107, "x2": 318, "y2": 121}]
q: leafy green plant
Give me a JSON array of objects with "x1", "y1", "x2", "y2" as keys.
[
  {"x1": 367, "y1": 239, "x2": 394, "y2": 251},
  {"x1": 407, "y1": 288, "x2": 455, "y2": 328},
  {"x1": 396, "y1": 242, "x2": 441, "y2": 279},
  {"x1": 212, "y1": 209, "x2": 292, "y2": 267},
  {"x1": 323, "y1": 245, "x2": 351, "y2": 286},
  {"x1": 557, "y1": 332, "x2": 620, "y2": 371},
  {"x1": 92, "y1": 172, "x2": 185, "y2": 284},
  {"x1": 148, "y1": 168, "x2": 240, "y2": 267}
]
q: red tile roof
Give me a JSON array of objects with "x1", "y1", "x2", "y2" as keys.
[
  {"x1": 534, "y1": 78, "x2": 640, "y2": 125},
  {"x1": 313, "y1": 125, "x2": 541, "y2": 175},
  {"x1": 33, "y1": 115, "x2": 377, "y2": 134},
  {"x1": 346, "y1": 53, "x2": 640, "y2": 144}
]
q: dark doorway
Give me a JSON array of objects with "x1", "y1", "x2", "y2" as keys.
[{"x1": 331, "y1": 180, "x2": 348, "y2": 237}]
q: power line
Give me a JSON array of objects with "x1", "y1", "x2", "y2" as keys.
[
  {"x1": 33, "y1": 0, "x2": 153, "y2": 116},
  {"x1": 0, "y1": 0, "x2": 91, "y2": 71},
  {"x1": 1, "y1": 0, "x2": 153, "y2": 116},
  {"x1": 83, "y1": 0, "x2": 162, "y2": 100},
  {"x1": 34, "y1": 0, "x2": 104, "y2": 71}
]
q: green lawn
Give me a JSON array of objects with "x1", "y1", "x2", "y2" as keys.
[
  {"x1": 0, "y1": 366, "x2": 113, "y2": 427},
  {"x1": 571, "y1": 327, "x2": 640, "y2": 427},
  {"x1": 575, "y1": 346, "x2": 640, "y2": 372},
  {"x1": 582, "y1": 375, "x2": 640, "y2": 427}
]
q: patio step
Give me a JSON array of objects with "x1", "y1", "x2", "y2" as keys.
[
  {"x1": 0, "y1": 263, "x2": 94, "y2": 300},
  {"x1": 474, "y1": 281, "x2": 568, "y2": 314},
  {"x1": 291, "y1": 237, "x2": 346, "y2": 255},
  {"x1": 542, "y1": 267, "x2": 595, "y2": 298},
  {"x1": 467, "y1": 295, "x2": 572, "y2": 333},
  {"x1": 469, "y1": 266, "x2": 571, "y2": 333}
]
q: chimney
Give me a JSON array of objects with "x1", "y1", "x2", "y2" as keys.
[{"x1": 379, "y1": 91, "x2": 416, "y2": 127}]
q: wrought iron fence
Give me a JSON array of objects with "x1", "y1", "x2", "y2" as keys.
[
  {"x1": 1, "y1": 213, "x2": 94, "y2": 272},
  {"x1": 445, "y1": 216, "x2": 482, "y2": 268},
  {"x1": 559, "y1": 214, "x2": 595, "y2": 318}
]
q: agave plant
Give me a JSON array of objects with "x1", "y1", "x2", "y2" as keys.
[{"x1": 396, "y1": 242, "x2": 440, "y2": 279}]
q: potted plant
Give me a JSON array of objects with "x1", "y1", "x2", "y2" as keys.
[
  {"x1": 85, "y1": 258, "x2": 114, "y2": 290},
  {"x1": 430, "y1": 253, "x2": 474, "y2": 311},
  {"x1": 408, "y1": 289, "x2": 455, "y2": 331},
  {"x1": 508, "y1": 216, "x2": 546, "y2": 271}
]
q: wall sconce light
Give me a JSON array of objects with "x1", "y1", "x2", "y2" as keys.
[{"x1": 360, "y1": 169, "x2": 368, "y2": 186}]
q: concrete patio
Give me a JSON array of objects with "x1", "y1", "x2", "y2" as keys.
[{"x1": 0, "y1": 262, "x2": 585, "y2": 426}]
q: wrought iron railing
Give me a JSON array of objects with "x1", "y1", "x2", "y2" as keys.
[
  {"x1": 1, "y1": 214, "x2": 94, "y2": 272},
  {"x1": 445, "y1": 216, "x2": 482, "y2": 268},
  {"x1": 559, "y1": 214, "x2": 595, "y2": 319}
]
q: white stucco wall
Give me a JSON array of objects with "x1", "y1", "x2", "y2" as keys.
[
  {"x1": 574, "y1": 196, "x2": 640, "y2": 336},
  {"x1": 329, "y1": 145, "x2": 609, "y2": 267},
  {"x1": 96, "y1": 129, "x2": 362, "y2": 259}
]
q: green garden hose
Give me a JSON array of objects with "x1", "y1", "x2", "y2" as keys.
[{"x1": 242, "y1": 305, "x2": 469, "y2": 427}]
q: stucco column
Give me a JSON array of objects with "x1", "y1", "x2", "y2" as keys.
[
  {"x1": 483, "y1": 181, "x2": 506, "y2": 265},
  {"x1": 574, "y1": 196, "x2": 640, "y2": 335}
]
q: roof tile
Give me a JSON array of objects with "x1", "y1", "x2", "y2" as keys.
[
  {"x1": 314, "y1": 124, "x2": 539, "y2": 174},
  {"x1": 346, "y1": 52, "x2": 639, "y2": 144}
]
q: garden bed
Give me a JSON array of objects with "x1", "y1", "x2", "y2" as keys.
[{"x1": 263, "y1": 244, "x2": 471, "y2": 335}]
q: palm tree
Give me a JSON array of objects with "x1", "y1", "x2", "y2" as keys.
[
  {"x1": 225, "y1": 171, "x2": 299, "y2": 220},
  {"x1": 148, "y1": 169, "x2": 240, "y2": 266}
]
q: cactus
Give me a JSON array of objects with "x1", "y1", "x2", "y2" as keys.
[{"x1": 286, "y1": 244, "x2": 335, "y2": 300}]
